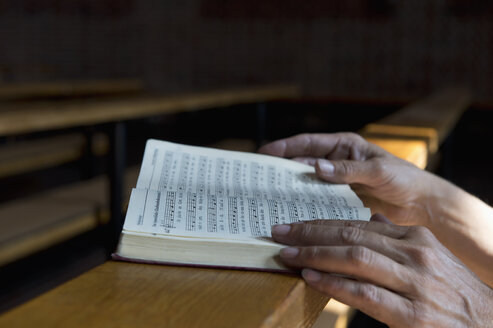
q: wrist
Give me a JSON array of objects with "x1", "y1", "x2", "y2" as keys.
[{"x1": 419, "y1": 174, "x2": 481, "y2": 230}]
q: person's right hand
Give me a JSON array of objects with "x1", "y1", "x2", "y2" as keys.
[
  {"x1": 271, "y1": 217, "x2": 493, "y2": 328},
  {"x1": 259, "y1": 132, "x2": 441, "y2": 226}
]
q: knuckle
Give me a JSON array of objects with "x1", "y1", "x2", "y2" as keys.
[
  {"x1": 409, "y1": 303, "x2": 432, "y2": 327},
  {"x1": 297, "y1": 224, "x2": 315, "y2": 241},
  {"x1": 355, "y1": 284, "x2": 381, "y2": 304},
  {"x1": 342, "y1": 220, "x2": 358, "y2": 228},
  {"x1": 344, "y1": 132, "x2": 364, "y2": 143},
  {"x1": 409, "y1": 225, "x2": 427, "y2": 235},
  {"x1": 371, "y1": 157, "x2": 388, "y2": 175},
  {"x1": 406, "y1": 271, "x2": 426, "y2": 295},
  {"x1": 338, "y1": 161, "x2": 353, "y2": 177},
  {"x1": 340, "y1": 226, "x2": 362, "y2": 244},
  {"x1": 410, "y1": 225, "x2": 434, "y2": 241},
  {"x1": 406, "y1": 244, "x2": 435, "y2": 267},
  {"x1": 316, "y1": 275, "x2": 342, "y2": 296},
  {"x1": 348, "y1": 246, "x2": 372, "y2": 268},
  {"x1": 298, "y1": 133, "x2": 312, "y2": 149},
  {"x1": 302, "y1": 246, "x2": 321, "y2": 262}
]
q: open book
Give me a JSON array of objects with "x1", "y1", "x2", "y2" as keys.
[{"x1": 114, "y1": 139, "x2": 371, "y2": 271}]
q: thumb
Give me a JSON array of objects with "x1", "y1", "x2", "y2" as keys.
[{"x1": 315, "y1": 158, "x2": 376, "y2": 185}]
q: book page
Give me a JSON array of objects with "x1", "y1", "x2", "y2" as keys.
[
  {"x1": 136, "y1": 139, "x2": 363, "y2": 206},
  {"x1": 125, "y1": 140, "x2": 371, "y2": 238},
  {"x1": 124, "y1": 188, "x2": 371, "y2": 238}
]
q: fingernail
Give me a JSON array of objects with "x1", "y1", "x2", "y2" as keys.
[
  {"x1": 280, "y1": 247, "x2": 299, "y2": 258},
  {"x1": 272, "y1": 224, "x2": 291, "y2": 236},
  {"x1": 302, "y1": 269, "x2": 322, "y2": 282},
  {"x1": 317, "y1": 160, "x2": 334, "y2": 176}
]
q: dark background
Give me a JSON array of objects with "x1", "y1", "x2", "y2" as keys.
[
  {"x1": 1, "y1": 0, "x2": 492, "y2": 102},
  {"x1": 1, "y1": 1, "x2": 492, "y2": 326}
]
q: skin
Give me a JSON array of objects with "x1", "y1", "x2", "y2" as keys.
[
  {"x1": 271, "y1": 218, "x2": 493, "y2": 328},
  {"x1": 259, "y1": 133, "x2": 493, "y2": 288}
]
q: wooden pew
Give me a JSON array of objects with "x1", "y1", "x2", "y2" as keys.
[
  {"x1": 0, "y1": 133, "x2": 108, "y2": 179},
  {"x1": 0, "y1": 85, "x2": 299, "y2": 136},
  {"x1": 0, "y1": 83, "x2": 300, "y2": 256},
  {"x1": 2, "y1": 87, "x2": 468, "y2": 328},
  {"x1": 0, "y1": 84, "x2": 299, "y2": 261},
  {"x1": 360, "y1": 87, "x2": 471, "y2": 155},
  {"x1": 365, "y1": 138, "x2": 428, "y2": 169},
  {"x1": 0, "y1": 79, "x2": 143, "y2": 101},
  {"x1": 0, "y1": 168, "x2": 139, "y2": 267},
  {"x1": 0, "y1": 78, "x2": 143, "y2": 179}
]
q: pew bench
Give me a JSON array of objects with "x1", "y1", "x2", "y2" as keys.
[
  {"x1": 0, "y1": 168, "x2": 139, "y2": 267},
  {"x1": 0, "y1": 133, "x2": 108, "y2": 179},
  {"x1": 0, "y1": 86, "x2": 470, "y2": 328},
  {"x1": 0, "y1": 79, "x2": 143, "y2": 101},
  {"x1": 360, "y1": 87, "x2": 471, "y2": 155}
]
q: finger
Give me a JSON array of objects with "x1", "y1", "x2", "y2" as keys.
[
  {"x1": 279, "y1": 245, "x2": 411, "y2": 293},
  {"x1": 258, "y1": 133, "x2": 378, "y2": 160},
  {"x1": 302, "y1": 269, "x2": 413, "y2": 327},
  {"x1": 291, "y1": 156, "x2": 318, "y2": 166},
  {"x1": 272, "y1": 222, "x2": 410, "y2": 263},
  {"x1": 315, "y1": 158, "x2": 382, "y2": 185},
  {"x1": 272, "y1": 219, "x2": 408, "y2": 242},
  {"x1": 370, "y1": 213, "x2": 395, "y2": 225}
]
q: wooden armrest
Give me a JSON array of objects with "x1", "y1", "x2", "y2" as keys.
[{"x1": 360, "y1": 87, "x2": 471, "y2": 154}]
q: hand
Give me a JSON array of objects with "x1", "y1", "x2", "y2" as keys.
[
  {"x1": 259, "y1": 133, "x2": 439, "y2": 226},
  {"x1": 271, "y1": 216, "x2": 493, "y2": 328}
]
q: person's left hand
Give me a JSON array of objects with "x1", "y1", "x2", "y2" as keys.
[{"x1": 271, "y1": 215, "x2": 493, "y2": 328}]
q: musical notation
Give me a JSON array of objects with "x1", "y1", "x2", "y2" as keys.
[{"x1": 125, "y1": 140, "x2": 369, "y2": 238}]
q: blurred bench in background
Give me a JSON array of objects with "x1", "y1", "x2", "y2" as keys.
[
  {"x1": 0, "y1": 133, "x2": 108, "y2": 179},
  {"x1": 0, "y1": 79, "x2": 143, "y2": 101},
  {"x1": 0, "y1": 83, "x2": 300, "y2": 267},
  {"x1": 0, "y1": 168, "x2": 139, "y2": 267},
  {"x1": 360, "y1": 87, "x2": 471, "y2": 166}
]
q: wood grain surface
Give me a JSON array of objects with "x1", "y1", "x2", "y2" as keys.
[
  {"x1": 366, "y1": 137, "x2": 428, "y2": 169},
  {"x1": 0, "y1": 133, "x2": 108, "y2": 178},
  {"x1": 0, "y1": 168, "x2": 139, "y2": 266},
  {"x1": 361, "y1": 87, "x2": 471, "y2": 153},
  {"x1": 0, "y1": 85, "x2": 300, "y2": 136},
  {"x1": 0, "y1": 261, "x2": 327, "y2": 328}
]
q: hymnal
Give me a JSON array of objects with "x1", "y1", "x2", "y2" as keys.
[{"x1": 114, "y1": 140, "x2": 370, "y2": 271}]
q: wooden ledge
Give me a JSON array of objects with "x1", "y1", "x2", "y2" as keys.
[
  {"x1": 0, "y1": 168, "x2": 139, "y2": 266},
  {"x1": 0, "y1": 133, "x2": 108, "y2": 179},
  {"x1": 360, "y1": 87, "x2": 471, "y2": 155},
  {"x1": 365, "y1": 137, "x2": 428, "y2": 169},
  {"x1": 362, "y1": 125, "x2": 437, "y2": 154},
  {"x1": 0, "y1": 79, "x2": 143, "y2": 100},
  {"x1": 0, "y1": 84, "x2": 300, "y2": 137},
  {"x1": 0, "y1": 261, "x2": 327, "y2": 328}
]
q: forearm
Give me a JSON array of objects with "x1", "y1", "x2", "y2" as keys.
[{"x1": 423, "y1": 175, "x2": 493, "y2": 287}]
